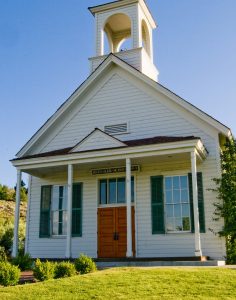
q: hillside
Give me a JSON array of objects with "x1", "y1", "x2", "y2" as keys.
[{"x1": 0, "y1": 200, "x2": 27, "y2": 220}]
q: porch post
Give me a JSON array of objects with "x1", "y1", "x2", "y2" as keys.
[
  {"x1": 191, "y1": 150, "x2": 202, "y2": 257},
  {"x1": 126, "y1": 158, "x2": 133, "y2": 257},
  {"x1": 66, "y1": 164, "x2": 73, "y2": 258},
  {"x1": 12, "y1": 169, "x2": 22, "y2": 258}
]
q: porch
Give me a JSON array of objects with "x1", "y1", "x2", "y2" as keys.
[{"x1": 11, "y1": 136, "x2": 207, "y2": 260}]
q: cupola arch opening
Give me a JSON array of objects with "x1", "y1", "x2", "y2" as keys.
[{"x1": 103, "y1": 13, "x2": 132, "y2": 54}]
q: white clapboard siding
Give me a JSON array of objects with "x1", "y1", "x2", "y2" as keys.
[
  {"x1": 27, "y1": 136, "x2": 225, "y2": 260},
  {"x1": 28, "y1": 173, "x2": 98, "y2": 259},
  {"x1": 38, "y1": 72, "x2": 218, "y2": 155},
  {"x1": 135, "y1": 153, "x2": 225, "y2": 259},
  {"x1": 26, "y1": 67, "x2": 225, "y2": 259},
  {"x1": 89, "y1": 48, "x2": 142, "y2": 73}
]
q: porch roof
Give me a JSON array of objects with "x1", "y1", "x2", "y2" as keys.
[{"x1": 12, "y1": 135, "x2": 200, "y2": 161}]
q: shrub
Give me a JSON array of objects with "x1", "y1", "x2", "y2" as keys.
[
  {"x1": 33, "y1": 259, "x2": 55, "y2": 281},
  {"x1": 12, "y1": 253, "x2": 33, "y2": 271},
  {"x1": 75, "y1": 254, "x2": 97, "y2": 275},
  {"x1": 0, "y1": 246, "x2": 7, "y2": 262},
  {"x1": 0, "y1": 261, "x2": 20, "y2": 286},
  {"x1": 54, "y1": 261, "x2": 76, "y2": 279}
]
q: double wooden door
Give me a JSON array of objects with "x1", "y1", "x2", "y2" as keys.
[{"x1": 98, "y1": 207, "x2": 135, "y2": 258}]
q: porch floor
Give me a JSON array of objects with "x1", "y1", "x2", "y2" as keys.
[{"x1": 94, "y1": 257, "x2": 226, "y2": 268}]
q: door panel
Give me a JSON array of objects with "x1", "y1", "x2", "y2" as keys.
[
  {"x1": 98, "y1": 208, "x2": 116, "y2": 258},
  {"x1": 98, "y1": 206, "x2": 135, "y2": 258}
]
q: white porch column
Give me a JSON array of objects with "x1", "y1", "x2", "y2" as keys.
[
  {"x1": 12, "y1": 169, "x2": 22, "y2": 258},
  {"x1": 126, "y1": 158, "x2": 133, "y2": 257},
  {"x1": 66, "y1": 164, "x2": 73, "y2": 258},
  {"x1": 191, "y1": 150, "x2": 202, "y2": 257}
]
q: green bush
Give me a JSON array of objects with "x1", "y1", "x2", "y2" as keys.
[
  {"x1": 0, "y1": 246, "x2": 7, "y2": 261},
  {"x1": 33, "y1": 259, "x2": 55, "y2": 281},
  {"x1": 54, "y1": 261, "x2": 76, "y2": 279},
  {"x1": 0, "y1": 261, "x2": 20, "y2": 286},
  {"x1": 74, "y1": 254, "x2": 97, "y2": 275},
  {"x1": 12, "y1": 253, "x2": 33, "y2": 271}
]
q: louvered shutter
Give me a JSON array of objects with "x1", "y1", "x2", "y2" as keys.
[
  {"x1": 39, "y1": 186, "x2": 51, "y2": 238},
  {"x1": 72, "y1": 183, "x2": 82, "y2": 237},
  {"x1": 151, "y1": 176, "x2": 165, "y2": 234},
  {"x1": 188, "y1": 173, "x2": 206, "y2": 233}
]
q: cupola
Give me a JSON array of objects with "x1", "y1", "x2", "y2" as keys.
[{"x1": 88, "y1": 0, "x2": 159, "y2": 81}]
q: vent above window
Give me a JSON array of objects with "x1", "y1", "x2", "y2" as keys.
[{"x1": 104, "y1": 123, "x2": 128, "y2": 135}]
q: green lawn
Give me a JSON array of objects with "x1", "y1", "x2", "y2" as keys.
[{"x1": 0, "y1": 267, "x2": 236, "y2": 300}]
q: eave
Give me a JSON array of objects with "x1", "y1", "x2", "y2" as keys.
[{"x1": 12, "y1": 139, "x2": 207, "y2": 171}]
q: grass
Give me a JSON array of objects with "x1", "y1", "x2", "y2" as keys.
[{"x1": 0, "y1": 267, "x2": 236, "y2": 300}]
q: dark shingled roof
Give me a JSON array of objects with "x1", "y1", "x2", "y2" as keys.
[
  {"x1": 12, "y1": 135, "x2": 199, "y2": 161},
  {"x1": 124, "y1": 136, "x2": 198, "y2": 147}
]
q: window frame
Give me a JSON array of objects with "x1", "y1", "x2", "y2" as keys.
[
  {"x1": 98, "y1": 175, "x2": 135, "y2": 207},
  {"x1": 51, "y1": 185, "x2": 68, "y2": 237},
  {"x1": 39, "y1": 183, "x2": 83, "y2": 239},
  {"x1": 164, "y1": 175, "x2": 191, "y2": 234}
]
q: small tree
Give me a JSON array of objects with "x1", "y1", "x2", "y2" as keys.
[
  {"x1": 14, "y1": 180, "x2": 28, "y2": 202},
  {"x1": 213, "y1": 138, "x2": 236, "y2": 264}
]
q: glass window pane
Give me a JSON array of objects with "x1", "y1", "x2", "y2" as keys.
[
  {"x1": 52, "y1": 186, "x2": 59, "y2": 211},
  {"x1": 166, "y1": 205, "x2": 173, "y2": 217},
  {"x1": 173, "y1": 190, "x2": 180, "y2": 203},
  {"x1": 166, "y1": 217, "x2": 175, "y2": 232},
  {"x1": 165, "y1": 177, "x2": 172, "y2": 190},
  {"x1": 174, "y1": 204, "x2": 181, "y2": 218},
  {"x1": 182, "y1": 204, "x2": 190, "y2": 217},
  {"x1": 175, "y1": 218, "x2": 182, "y2": 231},
  {"x1": 173, "y1": 176, "x2": 180, "y2": 189},
  {"x1": 181, "y1": 189, "x2": 189, "y2": 203},
  {"x1": 180, "y1": 176, "x2": 188, "y2": 189},
  {"x1": 100, "y1": 180, "x2": 107, "y2": 204},
  {"x1": 52, "y1": 211, "x2": 59, "y2": 235},
  {"x1": 166, "y1": 190, "x2": 172, "y2": 204},
  {"x1": 131, "y1": 177, "x2": 135, "y2": 202},
  {"x1": 183, "y1": 217, "x2": 190, "y2": 231},
  {"x1": 117, "y1": 178, "x2": 125, "y2": 203},
  {"x1": 62, "y1": 211, "x2": 68, "y2": 235},
  {"x1": 62, "y1": 186, "x2": 68, "y2": 210},
  {"x1": 109, "y1": 179, "x2": 117, "y2": 204}
]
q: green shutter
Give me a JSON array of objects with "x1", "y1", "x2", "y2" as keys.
[
  {"x1": 188, "y1": 173, "x2": 206, "y2": 233},
  {"x1": 39, "y1": 186, "x2": 51, "y2": 238},
  {"x1": 72, "y1": 183, "x2": 82, "y2": 237},
  {"x1": 151, "y1": 176, "x2": 165, "y2": 234}
]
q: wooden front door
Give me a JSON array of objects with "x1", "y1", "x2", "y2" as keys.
[{"x1": 98, "y1": 207, "x2": 135, "y2": 258}]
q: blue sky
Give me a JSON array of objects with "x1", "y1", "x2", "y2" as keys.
[{"x1": 1, "y1": 0, "x2": 236, "y2": 187}]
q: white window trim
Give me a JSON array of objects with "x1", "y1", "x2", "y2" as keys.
[
  {"x1": 51, "y1": 185, "x2": 68, "y2": 237},
  {"x1": 97, "y1": 175, "x2": 136, "y2": 207},
  {"x1": 163, "y1": 174, "x2": 192, "y2": 234}
]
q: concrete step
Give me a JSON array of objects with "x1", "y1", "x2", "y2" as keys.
[{"x1": 96, "y1": 260, "x2": 226, "y2": 268}]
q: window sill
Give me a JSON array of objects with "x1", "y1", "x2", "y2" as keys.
[{"x1": 51, "y1": 235, "x2": 66, "y2": 239}]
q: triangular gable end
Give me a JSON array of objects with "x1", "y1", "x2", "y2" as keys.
[
  {"x1": 70, "y1": 128, "x2": 127, "y2": 153},
  {"x1": 16, "y1": 54, "x2": 231, "y2": 158}
]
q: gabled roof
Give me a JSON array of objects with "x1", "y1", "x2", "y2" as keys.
[
  {"x1": 16, "y1": 53, "x2": 231, "y2": 158},
  {"x1": 12, "y1": 135, "x2": 199, "y2": 161},
  {"x1": 69, "y1": 128, "x2": 127, "y2": 153}
]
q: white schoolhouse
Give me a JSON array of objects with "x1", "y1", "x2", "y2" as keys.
[{"x1": 11, "y1": 0, "x2": 231, "y2": 262}]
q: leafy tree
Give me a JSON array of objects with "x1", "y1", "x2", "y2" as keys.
[
  {"x1": 213, "y1": 138, "x2": 236, "y2": 264},
  {"x1": 14, "y1": 180, "x2": 28, "y2": 202}
]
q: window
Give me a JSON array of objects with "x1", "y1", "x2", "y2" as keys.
[
  {"x1": 151, "y1": 173, "x2": 205, "y2": 235},
  {"x1": 51, "y1": 186, "x2": 68, "y2": 236},
  {"x1": 165, "y1": 176, "x2": 191, "y2": 232},
  {"x1": 39, "y1": 183, "x2": 83, "y2": 238},
  {"x1": 99, "y1": 177, "x2": 135, "y2": 205}
]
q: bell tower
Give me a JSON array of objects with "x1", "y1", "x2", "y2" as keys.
[{"x1": 89, "y1": 0, "x2": 159, "y2": 81}]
